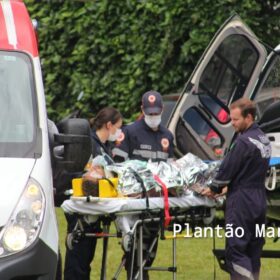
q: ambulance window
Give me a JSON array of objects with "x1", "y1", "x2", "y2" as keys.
[
  {"x1": 198, "y1": 34, "x2": 259, "y2": 105},
  {"x1": 254, "y1": 55, "x2": 280, "y2": 120},
  {"x1": 183, "y1": 107, "x2": 223, "y2": 150},
  {"x1": 0, "y1": 51, "x2": 39, "y2": 158}
]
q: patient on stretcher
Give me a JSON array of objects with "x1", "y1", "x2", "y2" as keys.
[
  {"x1": 75, "y1": 152, "x2": 221, "y2": 200},
  {"x1": 106, "y1": 152, "x2": 221, "y2": 198}
]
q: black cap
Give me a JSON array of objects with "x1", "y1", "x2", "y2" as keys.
[{"x1": 142, "y1": 90, "x2": 163, "y2": 115}]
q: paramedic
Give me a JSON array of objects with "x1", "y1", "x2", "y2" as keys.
[
  {"x1": 202, "y1": 98, "x2": 271, "y2": 280},
  {"x1": 113, "y1": 90, "x2": 174, "y2": 280},
  {"x1": 64, "y1": 107, "x2": 122, "y2": 280},
  {"x1": 113, "y1": 90, "x2": 174, "y2": 162}
]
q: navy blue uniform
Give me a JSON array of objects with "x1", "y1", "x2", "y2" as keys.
[
  {"x1": 113, "y1": 118, "x2": 174, "y2": 162},
  {"x1": 210, "y1": 123, "x2": 271, "y2": 280},
  {"x1": 64, "y1": 130, "x2": 113, "y2": 280}
]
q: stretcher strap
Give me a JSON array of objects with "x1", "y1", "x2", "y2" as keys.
[
  {"x1": 130, "y1": 168, "x2": 149, "y2": 209},
  {"x1": 153, "y1": 175, "x2": 171, "y2": 228}
]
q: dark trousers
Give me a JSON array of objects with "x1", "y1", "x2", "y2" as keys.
[
  {"x1": 125, "y1": 222, "x2": 159, "y2": 280},
  {"x1": 225, "y1": 190, "x2": 266, "y2": 280},
  {"x1": 64, "y1": 213, "x2": 100, "y2": 280}
]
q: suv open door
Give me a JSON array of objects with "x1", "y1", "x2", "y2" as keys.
[{"x1": 168, "y1": 14, "x2": 267, "y2": 160}]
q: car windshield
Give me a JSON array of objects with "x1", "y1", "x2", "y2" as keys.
[{"x1": 0, "y1": 51, "x2": 40, "y2": 158}]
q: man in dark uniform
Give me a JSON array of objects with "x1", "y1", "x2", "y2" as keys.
[
  {"x1": 202, "y1": 98, "x2": 271, "y2": 280},
  {"x1": 113, "y1": 90, "x2": 174, "y2": 162},
  {"x1": 113, "y1": 90, "x2": 174, "y2": 279}
]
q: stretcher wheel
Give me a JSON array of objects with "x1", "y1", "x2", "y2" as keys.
[
  {"x1": 66, "y1": 229, "x2": 85, "y2": 250},
  {"x1": 122, "y1": 233, "x2": 132, "y2": 252},
  {"x1": 66, "y1": 233, "x2": 75, "y2": 250}
]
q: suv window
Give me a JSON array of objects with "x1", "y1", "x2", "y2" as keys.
[
  {"x1": 199, "y1": 94, "x2": 230, "y2": 124},
  {"x1": 198, "y1": 34, "x2": 259, "y2": 106},
  {"x1": 183, "y1": 107, "x2": 223, "y2": 152}
]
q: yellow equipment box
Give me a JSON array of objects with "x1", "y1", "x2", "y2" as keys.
[
  {"x1": 98, "y1": 178, "x2": 118, "y2": 198},
  {"x1": 72, "y1": 177, "x2": 118, "y2": 198},
  {"x1": 72, "y1": 178, "x2": 84, "y2": 197}
]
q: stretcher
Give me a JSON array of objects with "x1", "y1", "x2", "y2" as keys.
[
  {"x1": 61, "y1": 192, "x2": 220, "y2": 280},
  {"x1": 61, "y1": 157, "x2": 280, "y2": 280}
]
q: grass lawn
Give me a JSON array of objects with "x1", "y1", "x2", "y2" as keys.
[{"x1": 56, "y1": 208, "x2": 280, "y2": 280}]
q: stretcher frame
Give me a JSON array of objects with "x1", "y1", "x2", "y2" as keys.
[{"x1": 65, "y1": 196, "x2": 215, "y2": 280}]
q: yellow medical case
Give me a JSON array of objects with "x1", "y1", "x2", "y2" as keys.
[{"x1": 72, "y1": 177, "x2": 118, "y2": 198}]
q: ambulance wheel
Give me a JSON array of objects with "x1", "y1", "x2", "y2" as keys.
[{"x1": 66, "y1": 233, "x2": 74, "y2": 250}]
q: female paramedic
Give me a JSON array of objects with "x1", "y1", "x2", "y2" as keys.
[{"x1": 64, "y1": 107, "x2": 123, "y2": 280}]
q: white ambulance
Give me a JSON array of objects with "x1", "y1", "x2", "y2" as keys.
[{"x1": 0, "y1": 1, "x2": 59, "y2": 278}]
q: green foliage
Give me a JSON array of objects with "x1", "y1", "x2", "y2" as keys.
[{"x1": 25, "y1": 0, "x2": 279, "y2": 122}]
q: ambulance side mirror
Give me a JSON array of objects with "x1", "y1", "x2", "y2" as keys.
[{"x1": 54, "y1": 118, "x2": 92, "y2": 173}]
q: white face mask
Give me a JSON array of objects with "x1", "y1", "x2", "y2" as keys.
[
  {"x1": 144, "y1": 114, "x2": 161, "y2": 129},
  {"x1": 108, "y1": 128, "x2": 122, "y2": 142}
]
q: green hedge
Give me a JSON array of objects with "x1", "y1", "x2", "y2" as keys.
[{"x1": 25, "y1": 0, "x2": 279, "y2": 122}]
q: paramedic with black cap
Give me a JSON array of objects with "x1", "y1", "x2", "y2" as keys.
[
  {"x1": 113, "y1": 90, "x2": 174, "y2": 162},
  {"x1": 202, "y1": 98, "x2": 271, "y2": 280},
  {"x1": 113, "y1": 90, "x2": 174, "y2": 279}
]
